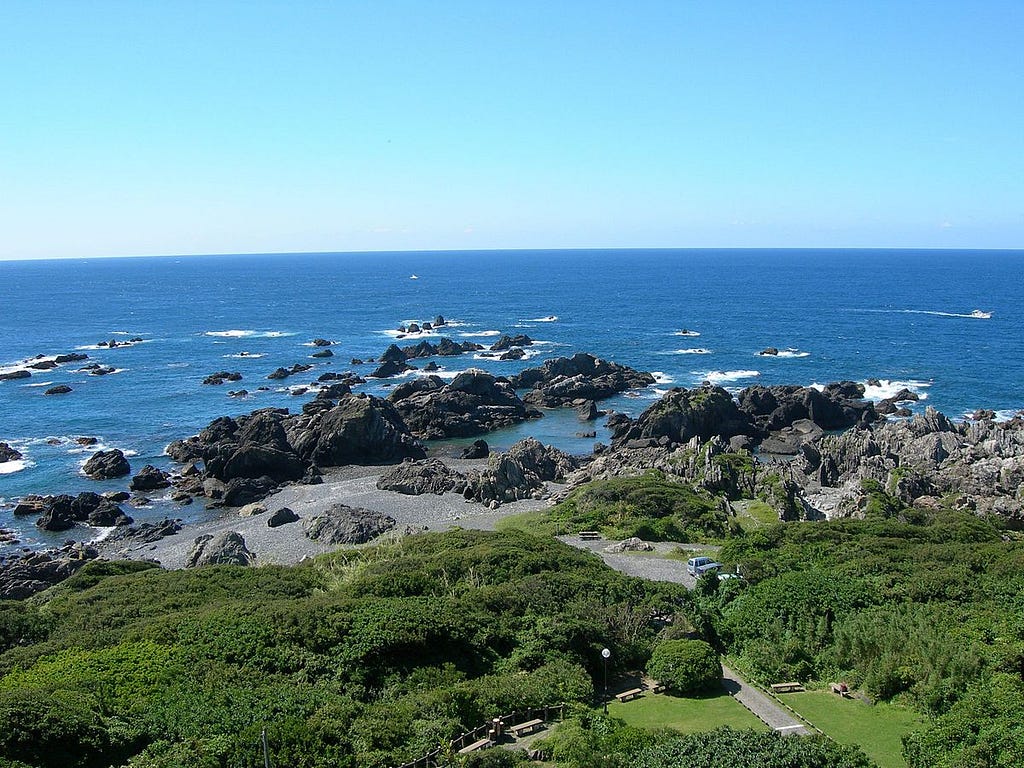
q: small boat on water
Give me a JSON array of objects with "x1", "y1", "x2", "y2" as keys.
[
  {"x1": 409, "y1": 274, "x2": 419, "y2": 280},
  {"x1": 969, "y1": 309, "x2": 992, "y2": 319}
]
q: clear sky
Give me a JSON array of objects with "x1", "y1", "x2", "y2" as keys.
[{"x1": 1, "y1": 1, "x2": 1021, "y2": 259}]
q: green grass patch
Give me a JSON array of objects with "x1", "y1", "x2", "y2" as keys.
[
  {"x1": 784, "y1": 690, "x2": 923, "y2": 768},
  {"x1": 494, "y1": 510, "x2": 559, "y2": 537},
  {"x1": 731, "y1": 499, "x2": 779, "y2": 532},
  {"x1": 607, "y1": 691, "x2": 767, "y2": 734}
]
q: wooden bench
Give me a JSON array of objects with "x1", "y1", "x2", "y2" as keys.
[
  {"x1": 831, "y1": 683, "x2": 851, "y2": 697},
  {"x1": 649, "y1": 683, "x2": 667, "y2": 694},
  {"x1": 615, "y1": 687, "x2": 644, "y2": 702},
  {"x1": 458, "y1": 738, "x2": 493, "y2": 755},
  {"x1": 510, "y1": 718, "x2": 544, "y2": 737},
  {"x1": 578, "y1": 531, "x2": 601, "y2": 540},
  {"x1": 770, "y1": 682, "x2": 805, "y2": 694}
]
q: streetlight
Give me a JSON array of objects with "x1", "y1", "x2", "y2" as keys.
[{"x1": 601, "y1": 648, "x2": 611, "y2": 713}]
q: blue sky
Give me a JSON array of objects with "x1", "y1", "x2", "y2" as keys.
[{"x1": 1, "y1": 1, "x2": 1021, "y2": 259}]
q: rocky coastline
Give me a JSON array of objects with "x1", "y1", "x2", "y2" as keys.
[{"x1": 4, "y1": 345, "x2": 1023, "y2": 599}]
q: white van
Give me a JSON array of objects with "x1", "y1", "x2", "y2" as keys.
[{"x1": 687, "y1": 556, "x2": 723, "y2": 576}]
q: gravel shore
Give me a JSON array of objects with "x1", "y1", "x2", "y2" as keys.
[{"x1": 98, "y1": 460, "x2": 553, "y2": 569}]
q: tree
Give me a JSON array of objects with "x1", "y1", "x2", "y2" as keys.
[{"x1": 645, "y1": 640, "x2": 721, "y2": 694}]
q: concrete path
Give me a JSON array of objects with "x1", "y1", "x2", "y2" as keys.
[{"x1": 721, "y1": 663, "x2": 810, "y2": 736}]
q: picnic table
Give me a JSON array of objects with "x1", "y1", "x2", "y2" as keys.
[
  {"x1": 615, "y1": 687, "x2": 644, "y2": 702},
  {"x1": 578, "y1": 531, "x2": 602, "y2": 540}
]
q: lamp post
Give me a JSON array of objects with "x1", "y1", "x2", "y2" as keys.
[{"x1": 601, "y1": 647, "x2": 611, "y2": 713}]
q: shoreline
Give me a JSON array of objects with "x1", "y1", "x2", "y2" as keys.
[{"x1": 95, "y1": 460, "x2": 554, "y2": 569}]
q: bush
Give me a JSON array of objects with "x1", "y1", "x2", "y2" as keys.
[{"x1": 645, "y1": 639, "x2": 721, "y2": 694}]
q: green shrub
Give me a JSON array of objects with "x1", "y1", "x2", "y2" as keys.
[{"x1": 645, "y1": 639, "x2": 721, "y2": 694}]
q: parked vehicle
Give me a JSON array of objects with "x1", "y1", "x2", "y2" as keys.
[{"x1": 686, "y1": 556, "x2": 723, "y2": 576}]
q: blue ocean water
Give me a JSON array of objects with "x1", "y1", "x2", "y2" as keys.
[{"x1": 1, "y1": 248, "x2": 1022, "y2": 550}]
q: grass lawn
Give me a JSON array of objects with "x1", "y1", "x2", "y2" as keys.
[
  {"x1": 784, "y1": 691, "x2": 923, "y2": 768},
  {"x1": 607, "y1": 691, "x2": 767, "y2": 734},
  {"x1": 731, "y1": 499, "x2": 780, "y2": 532}
]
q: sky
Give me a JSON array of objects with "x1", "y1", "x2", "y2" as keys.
[{"x1": 1, "y1": 1, "x2": 1022, "y2": 259}]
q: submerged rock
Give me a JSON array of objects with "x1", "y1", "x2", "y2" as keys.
[{"x1": 83, "y1": 449, "x2": 131, "y2": 479}]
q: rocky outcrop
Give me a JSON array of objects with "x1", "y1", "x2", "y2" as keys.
[
  {"x1": 302, "y1": 504, "x2": 396, "y2": 544},
  {"x1": 371, "y1": 339, "x2": 482, "y2": 377},
  {"x1": 44, "y1": 385, "x2": 73, "y2": 395},
  {"x1": 388, "y1": 371, "x2": 539, "y2": 439},
  {"x1": 129, "y1": 465, "x2": 172, "y2": 491},
  {"x1": 203, "y1": 371, "x2": 242, "y2": 385},
  {"x1": 376, "y1": 459, "x2": 469, "y2": 495},
  {"x1": 267, "y1": 363, "x2": 313, "y2": 380},
  {"x1": 605, "y1": 537, "x2": 655, "y2": 553},
  {"x1": 511, "y1": 353, "x2": 655, "y2": 407},
  {"x1": 165, "y1": 395, "x2": 424, "y2": 507},
  {"x1": 104, "y1": 518, "x2": 182, "y2": 546},
  {"x1": 463, "y1": 437, "x2": 579, "y2": 507},
  {"x1": 0, "y1": 543, "x2": 100, "y2": 600},
  {"x1": 32, "y1": 492, "x2": 133, "y2": 531},
  {"x1": 614, "y1": 385, "x2": 754, "y2": 448},
  {"x1": 738, "y1": 382, "x2": 878, "y2": 433},
  {"x1": 490, "y1": 334, "x2": 533, "y2": 351},
  {"x1": 82, "y1": 449, "x2": 131, "y2": 479},
  {"x1": 185, "y1": 531, "x2": 256, "y2": 567},
  {"x1": 0, "y1": 442, "x2": 22, "y2": 463},
  {"x1": 791, "y1": 407, "x2": 1024, "y2": 523},
  {"x1": 0, "y1": 370, "x2": 31, "y2": 381}
]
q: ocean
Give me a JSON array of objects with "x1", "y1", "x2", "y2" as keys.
[{"x1": 1, "y1": 248, "x2": 1022, "y2": 551}]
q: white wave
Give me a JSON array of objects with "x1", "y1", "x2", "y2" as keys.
[
  {"x1": 0, "y1": 459, "x2": 30, "y2": 475},
  {"x1": 651, "y1": 371, "x2": 674, "y2": 385},
  {"x1": 861, "y1": 379, "x2": 931, "y2": 402},
  {"x1": 381, "y1": 329, "x2": 439, "y2": 340},
  {"x1": 757, "y1": 348, "x2": 810, "y2": 358},
  {"x1": 460, "y1": 330, "x2": 502, "y2": 337},
  {"x1": 166, "y1": 362, "x2": 191, "y2": 368},
  {"x1": 858, "y1": 308, "x2": 993, "y2": 320},
  {"x1": 673, "y1": 348, "x2": 711, "y2": 355},
  {"x1": 25, "y1": 381, "x2": 54, "y2": 387},
  {"x1": 700, "y1": 370, "x2": 761, "y2": 384},
  {"x1": 89, "y1": 525, "x2": 117, "y2": 541},
  {"x1": 673, "y1": 330, "x2": 701, "y2": 337},
  {"x1": 222, "y1": 353, "x2": 265, "y2": 359},
  {"x1": 523, "y1": 315, "x2": 559, "y2": 323},
  {"x1": 204, "y1": 330, "x2": 295, "y2": 338}
]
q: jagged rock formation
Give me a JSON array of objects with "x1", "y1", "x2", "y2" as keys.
[
  {"x1": 614, "y1": 385, "x2": 754, "y2": 447},
  {"x1": 511, "y1": 353, "x2": 655, "y2": 407},
  {"x1": 0, "y1": 442, "x2": 22, "y2": 463},
  {"x1": 463, "y1": 437, "x2": 580, "y2": 507},
  {"x1": 388, "y1": 371, "x2": 539, "y2": 440},
  {"x1": 370, "y1": 339, "x2": 483, "y2": 378},
  {"x1": 165, "y1": 394, "x2": 425, "y2": 506},
  {"x1": 738, "y1": 382, "x2": 878, "y2": 433},
  {"x1": 376, "y1": 458, "x2": 469, "y2": 495}
]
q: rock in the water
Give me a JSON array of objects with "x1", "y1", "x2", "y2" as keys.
[
  {"x1": 615, "y1": 385, "x2": 754, "y2": 447},
  {"x1": 104, "y1": 518, "x2": 182, "y2": 546},
  {"x1": 490, "y1": 334, "x2": 533, "y2": 351},
  {"x1": 461, "y1": 439, "x2": 489, "y2": 459},
  {"x1": 511, "y1": 353, "x2": 655, "y2": 407},
  {"x1": 44, "y1": 385, "x2": 73, "y2": 395},
  {"x1": 129, "y1": 464, "x2": 172, "y2": 491},
  {"x1": 203, "y1": 371, "x2": 242, "y2": 385},
  {"x1": 267, "y1": 507, "x2": 300, "y2": 527},
  {"x1": 0, "y1": 442, "x2": 23, "y2": 463},
  {"x1": 0, "y1": 370, "x2": 31, "y2": 381},
  {"x1": 311, "y1": 349, "x2": 334, "y2": 358},
  {"x1": 758, "y1": 347, "x2": 779, "y2": 356},
  {"x1": 83, "y1": 449, "x2": 131, "y2": 479},
  {"x1": 302, "y1": 504, "x2": 396, "y2": 544},
  {"x1": 185, "y1": 531, "x2": 256, "y2": 567},
  {"x1": 311, "y1": 338, "x2": 335, "y2": 347}
]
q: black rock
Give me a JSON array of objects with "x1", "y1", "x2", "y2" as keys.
[
  {"x1": 311, "y1": 349, "x2": 334, "y2": 358},
  {"x1": 54, "y1": 353, "x2": 89, "y2": 364},
  {"x1": 461, "y1": 439, "x2": 490, "y2": 459},
  {"x1": 130, "y1": 464, "x2": 172, "y2": 491},
  {"x1": 83, "y1": 449, "x2": 131, "y2": 479},
  {"x1": 490, "y1": 334, "x2": 533, "y2": 351},
  {"x1": 44, "y1": 385, "x2": 73, "y2": 395},
  {"x1": 268, "y1": 507, "x2": 300, "y2": 527},
  {"x1": 203, "y1": 371, "x2": 242, "y2": 385},
  {"x1": 0, "y1": 442, "x2": 23, "y2": 463},
  {"x1": 186, "y1": 531, "x2": 256, "y2": 567},
  {"x1": 311, "y1": 338, "x2": 335, "y2": 347},
  {"x1": 302, "y1": 504, "x2": 396, "y2": 544},
  {"x1": 29, "y1": 360, "x2": 58, "y2": 370},
  {"x1": 0, "y1": 370, "x2": 31, "y2": 381}
]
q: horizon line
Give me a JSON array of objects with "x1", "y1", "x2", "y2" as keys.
[{"x1": 3, "y1": 244, "x2": 1024, "y2": 263}]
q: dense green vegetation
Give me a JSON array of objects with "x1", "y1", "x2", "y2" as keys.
[
  {"x1": 546, "y1": 471, "x2": 732, "y2": 541},
  {"x1": 645, "y1": 639, "x2": 720, "y2": 693},
  {"x1": 0, "y1": 530, "x2": 688, "y2": 768}
]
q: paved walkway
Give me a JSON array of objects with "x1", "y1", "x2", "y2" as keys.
[
  {"x1": 721, "y1": 664, "x2": 810, "y2": 736},
  {"x1": 561, "y1": 534, "x2": 811, "y2": 736}
]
